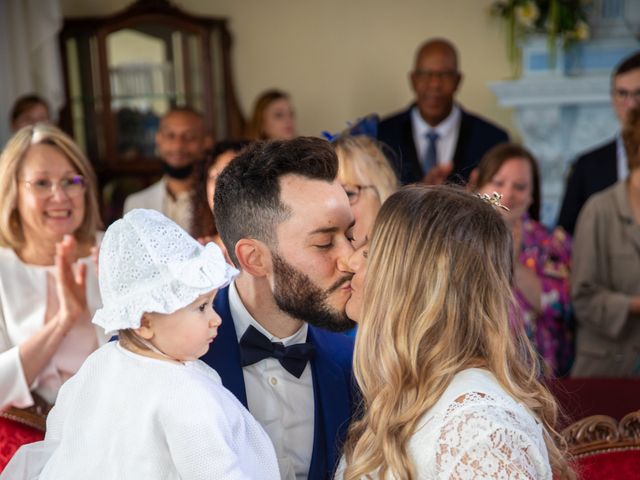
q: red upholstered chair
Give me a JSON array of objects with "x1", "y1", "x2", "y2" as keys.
[
  {"x1": 562, "y1": 410, "x2": 640, "y2": 479},
  {"x1": 548, "y1": 378, "x2": 640, "y2": 427},
  {"x1": 0, "y1": 414, "x2": 46, "y2": 472}
]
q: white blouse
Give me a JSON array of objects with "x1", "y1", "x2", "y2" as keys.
[
  {"x1": 2, "y1": 342, "x2": 281, "y2": 480},
  {"x1": 336, "y1": 368, "x2": 552, "y2": 479},
  {"x1": 0, "y1": 246, "x2": 106, "y2": 408}
]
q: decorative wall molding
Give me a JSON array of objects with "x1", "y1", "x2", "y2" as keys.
[
  {"x1": 491, "y1": 76, "x2": 619, "y2": 226},
  {"x1": 491, "y1": 76, "x2": 610, "y2": 107},
  {"x1": 488, "y1": 0, "x2": 639, "y2": 226}
]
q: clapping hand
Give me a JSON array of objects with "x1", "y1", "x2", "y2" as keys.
[
  {"x1": 54, "y1": 235, "x2": 90, "y2": 334},
  {"x1": 422, "y1": 164, "x2": 454, "y2": 186}
]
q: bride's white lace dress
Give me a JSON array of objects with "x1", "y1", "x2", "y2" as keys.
[{"x1": 337, "y1": 368, "x2": 552, "y2": 479}]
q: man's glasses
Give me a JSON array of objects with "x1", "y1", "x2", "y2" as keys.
[
  {"x1": 19, "y1": 175, "x2": 87, "y2": 198},
  {"x1": 612, "y1": 89, "x2": 640, "y2": 102},
  {"x1": 413, "y1": 69, "x2": 459, "y2": 82},
  {"x1": 343, "y1": 184, "x2": 377, "y2": 205}
]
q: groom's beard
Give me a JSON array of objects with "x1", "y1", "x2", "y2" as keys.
[{"x1": 272, "y1": 253, "x2": 356, "y2": 333}]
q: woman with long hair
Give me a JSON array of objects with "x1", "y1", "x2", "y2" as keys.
[
  {"x1": 475, "y1": 143, "x2": 573, "y2": 376},
  {"x1": 0, "y1": 123, "x2": 106, "y2": 469},
  {"x1": 190, "y1": 139, "x2": 250, "y2": 256},
  {"x1": 340, "y1": 185, "x2": 573, "y2": 479},
  {"x1": 246, "y1": 89, "x2": 296, "y2": 140}
]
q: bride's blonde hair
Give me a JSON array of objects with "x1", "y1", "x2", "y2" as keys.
[{"x1": 343, "y1": 185, "x2": 573, "y2": 480}]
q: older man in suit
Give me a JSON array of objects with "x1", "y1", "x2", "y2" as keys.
[
  {"x1": 200, "y1": 137, "x2": 356, "y2": 480},
  {"x1": 378, "y1": 38, "x2": 509, "y2": 185},
  {"x1": 558, "y1": 51, "x2": 640, "y2": 235}
]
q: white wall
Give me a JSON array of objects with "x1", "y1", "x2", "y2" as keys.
[{"x1": 60, "y1": 0, "x2": 516, "y2": 138}]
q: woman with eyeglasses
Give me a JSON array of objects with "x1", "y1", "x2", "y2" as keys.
[
  {"x1": 571, "y1": 107, "x2": 640, "y2": 377},
  {"x1": 333, "y1": 135, "x2": 399, "y2": 249},
  {"x1": 0, "y1": 124, "x2": 106, "y2": 469}
]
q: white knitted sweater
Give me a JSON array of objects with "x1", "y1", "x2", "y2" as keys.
[{"x1": 2, "y1": 342, "x2": 280, "y2": 480}]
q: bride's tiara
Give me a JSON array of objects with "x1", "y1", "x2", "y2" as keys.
[{"x1": 476, "y1": 192, "x2": 509, "y2": 211}]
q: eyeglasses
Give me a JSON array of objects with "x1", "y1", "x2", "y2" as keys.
[
  {"x1": 343, "y1": 184, "x2": 377, "y2": 205},
  {"x1": 19, "y1": 175, "x2": 87, "y2": 198},
  {"x1": 612, "y1": 89, "x2": 640, "y2": 102},
  {"x1": 413, "y1": 69, "x2": 459, "y2": 82}
]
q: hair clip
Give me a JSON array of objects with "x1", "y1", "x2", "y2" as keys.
[{"x1": 477, "y1": 192, "x2": 510, "y2": 211}]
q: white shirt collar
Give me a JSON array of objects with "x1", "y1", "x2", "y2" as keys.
[
  {"x1": 228, "y1": 280, "x2": 308, "y2": 346},
  {"x1": 411, "y1": 104, "x2": 462, "y2": 170},
  {"x1": 411, "y1": 104, "x2": 461, "y2": 137}
]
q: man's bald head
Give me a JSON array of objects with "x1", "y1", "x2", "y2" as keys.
[
  {"x1": 414, "y1": 38, "x2": 459, "y2": 72},
  {"x1": 410, "y1": 38, "x2": 462, "y2": 127}
]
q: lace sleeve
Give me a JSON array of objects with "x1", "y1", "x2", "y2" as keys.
[{"x1": 435, "y1": 394, "x2": 551, "y2": 480}]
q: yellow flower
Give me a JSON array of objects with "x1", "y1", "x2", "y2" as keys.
[
  {"x1": 565, "y1": 20, "x2": 590, "y2": 41},
  {"x1": 574, "y1": 20, "x2": 590, "y2": 41},
  {"x1": 514, "y1": 1, "x2": 540, "y2": 29}
]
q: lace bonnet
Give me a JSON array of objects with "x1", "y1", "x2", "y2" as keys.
[{"x1": 92, "y1": 209, "x2": 238, "y2": 334}]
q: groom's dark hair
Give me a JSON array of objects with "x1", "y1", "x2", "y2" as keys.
[{"x1": 214, "y1": 137, "x2": 338, "y2": 266}]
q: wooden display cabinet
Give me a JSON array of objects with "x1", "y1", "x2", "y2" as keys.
[{"x1": 58, "y1": 0, "x2": 245, "y2": 224}]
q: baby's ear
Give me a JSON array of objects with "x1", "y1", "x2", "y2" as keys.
[{"x1": 134, "y1": 313, "x2": 155, "y2": 339}]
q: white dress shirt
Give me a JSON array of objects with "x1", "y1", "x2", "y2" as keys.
[
  {"x1": 229, "y1": 282, "x2": 314, "y2": 480},
  {"x1": 411, "y1": 104, "x2": 462, "y2": 173},
  {"x1": 0, "y1": 246, "x2": 106, "y2": 409}
]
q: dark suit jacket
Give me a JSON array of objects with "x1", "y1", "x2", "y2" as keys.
[
  {"x1": 557, "y1": 139, "x2": 618, "y2": 236},
  {"x1": 200, "y1": 287, "x2": 356, "y2": 480},
  {"x1": 377, "y1": 105, "x2": 509, "y2": 184}
]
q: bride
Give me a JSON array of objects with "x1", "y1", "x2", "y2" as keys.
[{"x1": 339, "y1": 185, "x2": 573, "y2": 479}]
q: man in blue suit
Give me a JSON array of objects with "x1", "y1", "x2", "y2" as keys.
[
  {"x1": 378, "y1": 38, "x2": 509, "y2": 185},
  {"x1": 201, "y1": 137, "x2": 357, "y2": 480}
]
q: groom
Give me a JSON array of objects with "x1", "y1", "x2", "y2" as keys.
[{"x1": 200, "y1": 137, "x2": 357, "y2": 480}]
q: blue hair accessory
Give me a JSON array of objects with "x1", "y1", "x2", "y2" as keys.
[{"x1": 322, "y1": 113, "x2": 380, "y2": 142}]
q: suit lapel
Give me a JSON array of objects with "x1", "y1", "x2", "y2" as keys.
[
  {"x1": 400, "y1": 107, "x2": 423, "y2": 182},
  {"x1": 307, "y1": 327, "x2": 352, "y2": 479},
  {"x1": 202, "y1": 286, "x2": 248, "y2": 407},
  {"x1": 603, "y1": 140, "x2": 619, "y2": 185},
  {"x1": 451, "y1": 109, "x2": 470, "y2": 176}
]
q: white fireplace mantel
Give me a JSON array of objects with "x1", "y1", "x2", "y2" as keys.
[
  {"x1": 491, "y1": 76, "x2": 611, "y2": 107},
  {"x1": 488, "y1": 0, "x2": 638, "y2": 226},
  {"x1": 491, "y1": 75, "x2": 618, "y2": 227}
]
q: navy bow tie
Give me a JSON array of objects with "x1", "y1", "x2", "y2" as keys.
[{"x1": 239, "y1": 325, "x2": 316, "y2": 378}]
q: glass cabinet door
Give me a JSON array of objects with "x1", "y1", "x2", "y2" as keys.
[
  {"x1": 106, "y1": 26, "x2": 203, "y2": 162},
  {"x1": 60, "y1": 1, "x2": 242, "y2": 174},
  {"x1": 59, "y1": 1, "x2": 244, "y2": 224}
]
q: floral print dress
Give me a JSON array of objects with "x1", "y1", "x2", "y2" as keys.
[{"x1": 515, "y1": 215, "x2": 574, "y2": 376}]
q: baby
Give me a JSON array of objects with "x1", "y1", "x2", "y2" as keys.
[{"x1": 2, "y1": 209, "x2": 280, "y2": 479}]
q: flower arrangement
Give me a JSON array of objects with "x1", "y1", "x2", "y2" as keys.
[{"x1": 490, "y1": 0, "x2": 590, "y2": 74}]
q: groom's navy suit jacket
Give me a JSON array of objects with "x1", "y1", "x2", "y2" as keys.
[{"x1": 200, "y1": 286, "x2": 356, "y2": 480}]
